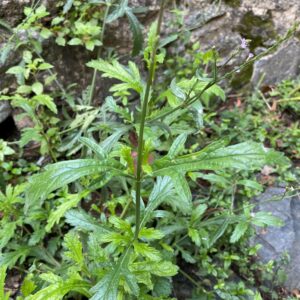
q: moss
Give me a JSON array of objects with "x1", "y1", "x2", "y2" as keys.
[
  {"x1": 237, "y1": 11, "x2": 276, "y2": 51},
  {"x1": 224, "y1": 0, "x2": 241, "y2": 8}
]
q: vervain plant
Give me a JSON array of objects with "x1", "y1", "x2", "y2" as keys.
[{"x1": 0, "y1": 1, "x2": 297, "y2": 299}]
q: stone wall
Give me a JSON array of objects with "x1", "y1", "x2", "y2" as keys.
[{"x1": 0, "y1": 0, "x2": 300, "y2": 124}]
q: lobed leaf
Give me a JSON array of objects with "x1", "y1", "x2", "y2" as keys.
[{"x1": 86, "y1": 59, "x2": 143, "y2": 93}]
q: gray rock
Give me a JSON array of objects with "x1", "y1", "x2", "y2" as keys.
[
  {"x1": 285, "y1": 196, "x2": 300, "y2": 290},
  {"x1": 252, "y1": 187, "x2": 300, "y2": 290},
  {"x1": 0, "y1": 101, "x2": 11, "y2": 123},
  {"x1": 251, "y1": 38, "x2": 300, "y2": 86}
]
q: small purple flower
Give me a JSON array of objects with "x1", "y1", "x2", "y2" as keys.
[
  {"x1": 247, "y1": 53, "x2": 254, "y2": 61},
  {"x1": 240, "y1": 38, "x2": 248, "y2": 49}
]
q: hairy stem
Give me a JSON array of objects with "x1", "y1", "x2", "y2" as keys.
[{"x1": 134, "y1": 0, "x2": 166, "y2": 240}]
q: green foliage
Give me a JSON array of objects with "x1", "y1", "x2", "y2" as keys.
[
  {"x1": 0, "y1": 1, "x2": 297, "y2": 299},
  {"x1": 0, "y1": 140, "x2": 14, "y2": 162},
  {"x1": 0, "y1": 267, "x2": 11, "y2": 300}
]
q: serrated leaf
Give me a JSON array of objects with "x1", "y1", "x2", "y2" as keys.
[
  {"x1": 238, "y1": 179, "x2": 262, "y2": 191},
  {"x1": 26, "y1": 159, "x2": 124, "y2": 209},
  {"x1": 252, "y1": 212, "x2": 283, "y2": 227},
  {"x1": 109, "y1": 215, "x2": 132, "y2": 232},
  {"x1": 56, "y1": 36, "x2": 66, "y2": 46},
  {"x1": 153, "y1": 142, "x2": 274, "y2": 176},
  {"x1": 26, "y1": 274, "x2": 90, "y2": 300},
  {"x1": 68, "y1": 37, "x2": 82, "y2": 46},
  {"x1": 139, "y1": 227, "x2": 164, "y2": 240},
  {"x1": 64, "y1": 231, "x2": 84, "y2": 266},
  {"x1": 32, "y1": 94, "x2": 57, "y2": 113},
  {"x1": 87, "y1": 59, "x2": 143, "y2": 94},
  {"x1": 131, "y1": 260, "x2": 178, "y2": 277},
  {"x1": 40, "y1": 28, "x2": 52, "y2": 39},
  {"x1": 16, "y1": 84, "x2": 32, "y2": 94},
  {"x1": 153, "y1": 277, "x2": 172, "y2": 297},
  {"x1": 65, "y1": 209, "x2": 111, "y2": 233},
  {"x1": 0, "y1": 246, "x2": 32, "y2": 268},
  {"x1": 46, "y1": 192, "x2": 88, "y2": 232},
  {"x1": 230, "y1": 221, "x2": 249, "y2": 243},
  {"x1": 133, "y1": 242, "x2": 161, "y2": 261},
  {"x1": 90, "y1": 247, "x2": 131, "y2": 300},
  {"x1": 124, "y1": 269, "x2": 139, "y2": 296},
  {"x1": 19, "y1": 128, "x2": 43, "y2": 147},
  {"x1": 38, "y1": 62, "x2": 53, "y2": 70},
  {"x1": 178, "y1": 78, "x2": 225, "y2": 102},
  {"x1": 100, "y1": 127, "x2": 129, "y2": 154},
  {"x1": 188, "y1": 228, "x2": 201, "y2": 246},
  {"x1": 0, "y1": 43, "x2": 14, "y2": 65}
]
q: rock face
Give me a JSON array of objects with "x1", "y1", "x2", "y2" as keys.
[
  {"x1": 0, "y1": 0, "x2": 300, "y2": 125},
  {"x1": 251, "y1": 38, "x2": 300, "y2": 85},
  {"x1": 252, "y1": 187, "x2": 300, "y2": 290},
  {"x1": 0, "y1": 102, "x2": 11, "y2": 124}
]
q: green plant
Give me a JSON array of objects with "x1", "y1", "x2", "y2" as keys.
[
  {"x1": 1, "y1": 0, "x2": 299, "y2": 299},
  {"x1": 0, "y1": 51, "x2": 59, "y2": 161},
  {"x1": 5, "y1": 3, "x2": 292, "y2": 299}
]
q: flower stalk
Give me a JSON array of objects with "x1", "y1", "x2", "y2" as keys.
[{"x1": 134, "y1": 0, "x2": 167, "y2": 240}]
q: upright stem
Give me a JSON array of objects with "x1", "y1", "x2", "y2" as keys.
[
  {"x1": 134, "y1": 0, "x2": 166, "y2": 240},
  {"x1": 88, "y1": 2, "x2": 111, "y2": 106}
]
